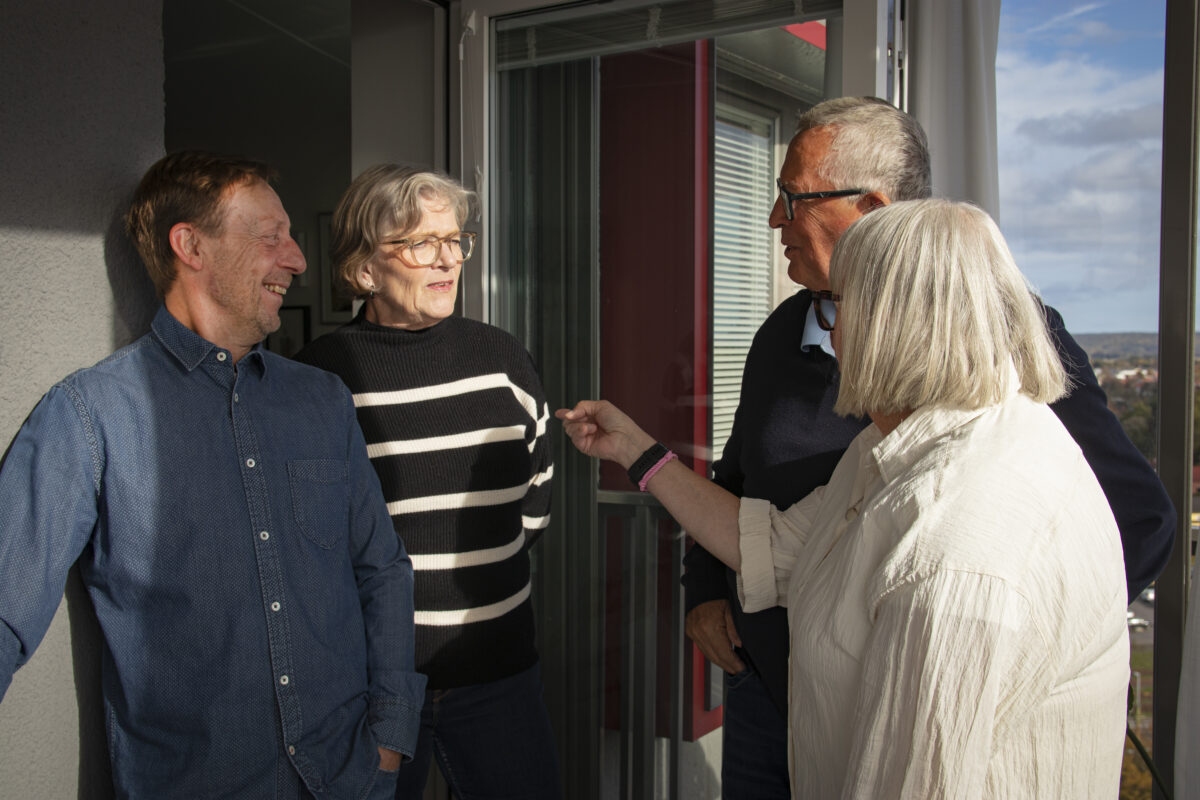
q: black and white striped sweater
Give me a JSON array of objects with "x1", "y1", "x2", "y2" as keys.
[{"x1": 295, "y1": 313, "x2": 553, "y2": 688}]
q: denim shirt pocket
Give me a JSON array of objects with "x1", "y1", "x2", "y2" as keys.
[{"x1": 288, "y1": 458, "x2": 350, "y2": 549}]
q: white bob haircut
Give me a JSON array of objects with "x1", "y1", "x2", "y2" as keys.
[{"x1": 829, "y1": 199, "x2": 1068, "y2": 418}]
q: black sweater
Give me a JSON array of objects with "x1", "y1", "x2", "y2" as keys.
[{"x1": 296, "y1": 313, "x2": 553, "y2": 688}]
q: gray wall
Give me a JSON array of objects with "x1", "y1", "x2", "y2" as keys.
[
  {"x1": 0, "y1": 1, "x2": 445, "y2": 795},
  {"x1": 0, "y1": 1, "x2": 164, "y2": 796},
  {"x1": 352, "y1": 0, "x2": 445, "y2": 176}
]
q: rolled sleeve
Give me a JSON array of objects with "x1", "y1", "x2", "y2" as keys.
[
  {"x1": 737, "y1": 498, "x2": 780, "y2": 612},
  {"x1": 736, "y1": 488, "x2": 825, "y2": 613}
]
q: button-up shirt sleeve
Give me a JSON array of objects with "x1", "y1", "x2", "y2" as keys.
[
  {"x1": 342, "y1": 393, "x2": 427, "y2": 758},
  {"x1": 736, "y1": 486, "x2": 826, "y2": 613},
  {"x1": 0, "y1": 383, "x2": 101, "y2": 700}
]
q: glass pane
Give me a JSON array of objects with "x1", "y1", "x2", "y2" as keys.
[
  {"x1": 495, "y1": 11, "x2": 830, "y2": 797},
  {"x1": 495, "y1": 0, "x2": 840, "y2": 69},
  {"x1": 712, "y1": 112, "x2": 775, "y2": 467},
  {"x1": 996, "y1": 3, "x2": 1166, "y2": 797}
]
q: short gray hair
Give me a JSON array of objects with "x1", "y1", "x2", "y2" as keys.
[
  {"x1": 830, "y1": 199, "x2": 1067, "y2": 417},
  {"x1": 796, "y1": 96, "x2": 931, "y2": 201},
  {"x1": 332, "y1": 165, "x2": 474, "y2": 298}
]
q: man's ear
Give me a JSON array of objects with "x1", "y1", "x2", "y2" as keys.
[
  {"x1": 858, "y1": 191, "x2": 891, "y2": 214},
  {"x1": 168, "y1": 222, "x2": 205, "y2": 273}
]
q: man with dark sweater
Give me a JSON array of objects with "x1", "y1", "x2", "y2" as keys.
[{"x1": 682, "y1": 97, "x2": 1176, "y2": 798}]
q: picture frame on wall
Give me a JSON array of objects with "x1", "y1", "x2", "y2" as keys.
[
  {"x1": 291, "y1": 227, "x2": 309, "y2": 288},
  {"x1": 266, "y1": 306, "x2": 311, "y2": 358},
  {"x1": 319, "y1": 212, "x2": 353, "y2": 324}
]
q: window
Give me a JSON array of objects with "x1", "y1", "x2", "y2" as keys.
[{"x1": 712, "y1": 108, "x2": 776, "y2": 460}]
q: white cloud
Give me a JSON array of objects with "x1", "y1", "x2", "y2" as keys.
[
  {"x1": 1003, "y1": 2, "x2": 1157, "y2": 52},
  {"x1": 996, "y1": 32, "x2": 1164, "y2": 332},
  {"x1": 996, "y1": 51, "x2": 1163, "y2": 125},
  {"x1": 1015, "y1": 103, "x2": 1161, "y2": 146},
  {"x1": 1026, "y1": 3, "x2": 1107, "y2": 35}
]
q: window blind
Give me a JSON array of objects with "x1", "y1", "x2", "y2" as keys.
[{"x1": 711, "y1": 109, "x2": 775, "y2": 461}]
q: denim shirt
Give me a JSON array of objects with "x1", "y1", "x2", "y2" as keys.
[{"x1": 0, "y1": 307, "x2": 425, "y2": 799}]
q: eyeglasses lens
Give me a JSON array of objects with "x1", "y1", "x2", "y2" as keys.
[{"x1": 408, "y1": 235, "x2": 475, "y2": 266}]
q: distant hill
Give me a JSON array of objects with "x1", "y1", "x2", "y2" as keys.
[{"x1": 1072, "y1": 332, "x2": 1200, "y2": 361}]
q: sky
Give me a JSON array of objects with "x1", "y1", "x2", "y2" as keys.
[{"x1": 995, "y1": 0, "x2": 1167, "y2": 333}]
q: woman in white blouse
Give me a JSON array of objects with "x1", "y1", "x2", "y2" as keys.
[{"x1": 557, "y1": 199, "x2": 1129, "y2": 799}]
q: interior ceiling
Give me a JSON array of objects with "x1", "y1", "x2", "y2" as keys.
[
  {"x1": 717, "y1": 25, "x2": 825, "y2": 102},
  {"x1": 165, "y1": 0, "x2": 819, "y2": 100},
  {"x1": 166, "y1": 0, "x2": 350, "y2": 68}
]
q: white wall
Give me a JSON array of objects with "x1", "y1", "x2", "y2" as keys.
[
  {"x1": 351, "y1": 0, "x2": 445, "y2": 175},
  {"x1": 0, "y1": 1, "x2": 164, "y2": 797}
]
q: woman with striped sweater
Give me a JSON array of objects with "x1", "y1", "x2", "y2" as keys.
[{"x1": 295, "y1": 165, "x2": 560, "y2": 799}]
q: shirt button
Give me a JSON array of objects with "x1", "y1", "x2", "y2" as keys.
[
  {"x1": 216, "y1": 352, "x2": 227, "y2": 362},
  {"x1": 245, "y1": 458, "x2": 256, "y2": 468},
  {"x1": 259, "y1": 531, "x2": 270, "y2": 541},
  {"x1": 270, "y1": 601, "x2": 281, "y2": 612},
  {"x1": 288, "y1": 745, "x2": 296, "y2": 756},
  {"x1": 844, "y1": 507, "x2": 859, "y2": 521},
  {"x1": 280, "y1": 675, "x2": 289, "y2": 686},
  {"x1": 233, "y1": 393, "x2": 240, "y2": 403}
]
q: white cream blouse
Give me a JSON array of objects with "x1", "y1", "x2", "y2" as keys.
[{"x1": 738, "y1": 391, "x2": 1130, "y2": 799}]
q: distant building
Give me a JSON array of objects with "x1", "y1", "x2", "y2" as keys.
[{"x1": 1115, "y1": 367, "x2": 1158, "y2": 383}]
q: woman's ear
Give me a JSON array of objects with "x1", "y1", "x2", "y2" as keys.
[{"x1": 360, "y1": 267, "x2": 376, "y2": 292}]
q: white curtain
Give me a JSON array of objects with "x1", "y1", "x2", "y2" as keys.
[{"x1": 906, "y1": 0, "x2": 1001, "y2": 220}]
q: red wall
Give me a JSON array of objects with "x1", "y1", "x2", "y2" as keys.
[{"x1": 598, "y1": 40, "x2": 722, "y2": 742}]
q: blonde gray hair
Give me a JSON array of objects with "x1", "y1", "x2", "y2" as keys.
[
  {"x1": 830, "y1": 199, "x2": 1067, "y2": 417},
  {"x1": 332, "y1": 165, "x2": 474, "y2": 298},
  {"x1": 796, "y1": 96, "x2": 931, "y2": 202}
]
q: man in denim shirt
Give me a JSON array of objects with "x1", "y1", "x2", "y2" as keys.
[{"x1": 0, "y1": 152, "x2": 425, "y2": 799}]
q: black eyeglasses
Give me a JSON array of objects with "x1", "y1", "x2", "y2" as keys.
[
  {"x1": 812, "y1": 290, "x2": 841, "y2": 332},
  {"x1": 776, "y1": 179, "x2": 864, "y2": 221}
]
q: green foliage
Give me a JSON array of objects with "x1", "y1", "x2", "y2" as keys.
[
  {"x1": 1195, "y1": 390, "x2": 1200, "y2": 463},
  {"x1": 1120, "y1": 750, "x2": 1153, "y2": 800},
  {"x1": 1103, "y1": 380, "x2": 1159, "y2": 464}
]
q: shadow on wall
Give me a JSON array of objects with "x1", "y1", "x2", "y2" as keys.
[
  {"x1": 66, "y1": 566, "x2": 114, "y2": 800},
  {"x1": 105, "y1": 190, "x2": 159, "y2": 348},
  {"x1": 66, "y1": 189, "x2": 154, "y2": 800}
]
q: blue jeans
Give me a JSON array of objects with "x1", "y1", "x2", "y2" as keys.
[
  {"x1": 393, "y1": 663, "x2": 562, "y2": 799},
  {"x1": 721, "y1": 666, "x2": 790, "y2": 800}
]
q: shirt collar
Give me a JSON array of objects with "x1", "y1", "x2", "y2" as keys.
[
  {"x1": 869, "y1": 362, "x2": 1023, "y2": 483},
  {"x1": 150, "y1": 305, "x2": 268, "y2": 375},
  {"x1": 800, "y1": 300, "x2": 836, "y2": 357}
]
